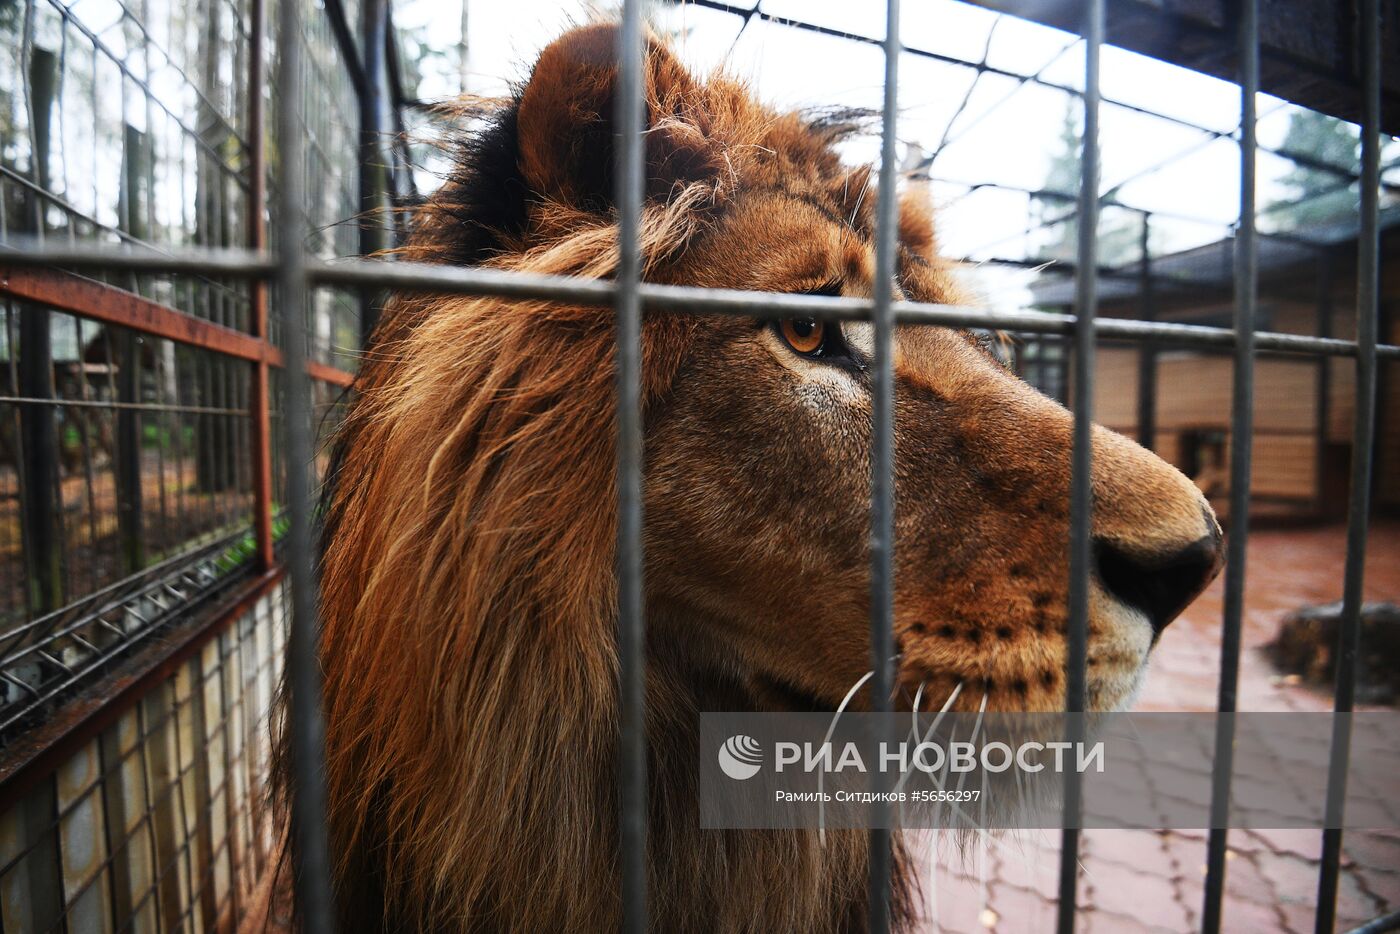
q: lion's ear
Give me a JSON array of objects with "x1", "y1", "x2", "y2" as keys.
[
  {"x1": 895, "y1": 184, "x2": 964, "y2": 304},
  {"x1": 897, "y1": 185, "x2": 938, "y2": 262},
  {"x1": 516, "y1": 23, "x2": 724, "y2": 212}
]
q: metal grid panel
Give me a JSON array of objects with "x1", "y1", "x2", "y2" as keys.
[
  {"x1": 0, "y1": 0, "x2": 359, "y2": 751},
  {"x1": 0, "y1": 579, "x2": 287, "y2": 933}
]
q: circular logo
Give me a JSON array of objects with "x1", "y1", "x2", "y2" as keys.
[{"x1": 718, "y1": 734, "x2": 763, "y2": 780}]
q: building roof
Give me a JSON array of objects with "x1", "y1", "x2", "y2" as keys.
[{"x1": 1028, "y1": 204, "x2": 1400, "y2": 310}]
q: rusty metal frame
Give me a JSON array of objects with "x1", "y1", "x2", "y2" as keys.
[
  {"x1": 0, "y1": 266, "x2": 354, "y2": 384},
  {"x1": 249, "y1": 0, "x2": 276, "y2": 571},
  {"x1": 0, "y1": 266, "x2": 270, "y2": 363}
]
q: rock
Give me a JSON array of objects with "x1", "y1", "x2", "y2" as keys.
[{"x1": 1264, "y1": 602, "x2": 1400, "y2": 705}]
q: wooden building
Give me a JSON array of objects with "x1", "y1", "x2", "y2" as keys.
[{"x1": 1026, "y1": 209, "x2": 1400, "y2": 520}]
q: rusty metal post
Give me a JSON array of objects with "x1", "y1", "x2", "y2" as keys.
[{"x1": 248, "y1": 0, "x2": 274, "y2": 570}]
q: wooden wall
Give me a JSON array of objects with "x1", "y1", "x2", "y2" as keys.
[
  {"x1": 1092, "y1": 346, "x2": 1323, "y2": 502},
  {"x1": 1081, "y1": 232, "x2": 1399, "y2": 515}
]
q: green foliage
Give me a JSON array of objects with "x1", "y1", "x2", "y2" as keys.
[
  {"x1": 212, "y1": 509, "x2": 291, "y2": 576},
  {"x1": 1032, "y1": 103, "x2": 1147, "y2": 269},
  {"x1": 1266, "y1": 110, "x2": 1360, "y2": 230}
]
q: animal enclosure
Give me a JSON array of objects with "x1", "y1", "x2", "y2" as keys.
[{"x1": 0, "y1": 0, "x2": 1396, "y2": 931}]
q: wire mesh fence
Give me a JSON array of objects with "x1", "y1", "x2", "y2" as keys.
[{"x1": 0, "y1": 0, "x2": 359, "y2": 749}]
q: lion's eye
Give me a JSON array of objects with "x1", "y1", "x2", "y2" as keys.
[{"x1": 779, "y1": 317, "x2": 826, "y2": 355}]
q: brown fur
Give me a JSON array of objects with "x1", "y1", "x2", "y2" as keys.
[{"x1": 275, "y1": 23, "x2": 1222, "y2": 933}]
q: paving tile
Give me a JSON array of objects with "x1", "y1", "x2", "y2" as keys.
[
  {"x1": 1160, "y1": 830, "x2": 1210, "y2": 879},
  {"x1": 1351, "y1": 865, "x2": 1400, "y2": 915},
  {"x1": 1246, "y1": 828, "x2": 1327, "y2": 863},
  {"x1": 1212, "y1": 895, "x2": 1289, "y2": 932},
  {"x1": 1175, "y1": 873, "x2": 1287, "y2": 930},
  {"x1": 1083, "y1": 858, "x2": 1189, "y2": 931},
  {"x1": 919, "y1": 873, "x2": 994, "y2": 934},
  {"x1": 921, "y1": 523, "x2": 1400, "y2": 932},
  {"x1": 1277, "y1": 899, "x2": 1316, "y2": 934},
  {"x1": 1081, "y1": 830, "x2": 1177, "y2": 880},
  {"x1": 984, "y1": 881, "x2": 1056, "y2": 933},
  {"x1": 1342, "y1": 831, "x2": 1400, "y2": 884},
  {"x1": 1254, "y1": 852, "x2": 1384, "y2": 926},
  {"x1": 991, "y1": 855, "x2": 1062, "y2": 902},
  {"x1": 1255, "y1": 852, "x2": 1330, "y2": 910},
  {"x1": 1079, "y1": 906, "x2": 1172, "y2": 934}
]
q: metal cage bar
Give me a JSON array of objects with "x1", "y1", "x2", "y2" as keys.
[
  {"x1": 615, "y1": 4, "x2": 649, "y2": 932},
  {"x1": 1055, "y1": 1, "x2": 1103, "y2": 930},
  {"x1": 867, "y1": 0, "x2": 902, "y2": 929},
  {"x1": 1203, "y1": 0, "x2": 1260, "y2": 929},
  {"x1": 274, "y1": 0, "x2": 336, "y2": 929},
  {"x1": 1316, "y1": 0, "x2": 1384, "y2": 928},
  {"x1": 5, "y1": 247, "x2": 1396, "y2": 360}
]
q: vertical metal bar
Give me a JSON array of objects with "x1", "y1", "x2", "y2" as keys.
[
  {"x1": 614, "y1": 5, "x2": 647, "y2": 933},
  {"x1": 118, "y1": 123, "x2": 149, "y2": 574},
  {"x1": 1313, "y1": 252, "x2": 1333, "y2": 517},
  {"x1": 114, "y1": 320, "x2": 144, "y2": 573},
  {"x1": 247, "y1": 0, "x2": 273, "y2": 571},
  {"x1": 1136, "y1": 213, "x2": 1156, "y2": 450},
  {"x1": 1056, "y1": 2, "x2": 1102, "y2": 931},
  {"x1": 275, "y1": 0, "x2": 335, "y2": 928},
  {"x1": 17, "y1": 317, "x2": 60, "y2": 617},
  {"x1": 357, "y1": 0, "x2": 388, "y2": 344},
  {"x1": 1202, "y1": 0, "x2": 1258, "y2": 929},
  {"x1": 18, "y1": 44, "x2": 61, "y2": 615},
  {"x1": 868, "y1": 0, "x2": 900, "y2": 930},
  {"x1": 1315, "y1": 0, "x2": 1381, "y2": 925}
]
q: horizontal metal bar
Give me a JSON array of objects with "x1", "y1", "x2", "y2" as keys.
[
  {"x1": 312, "y1": 261, "x2": 1400, "y2": 360},
  {"x1": 0, "y1": 533, "x2": 256, "y2": 682},
  {"x1": 4, "y1": 246, "x2": 1396, "y2": 360},
  {"x1": 0, "y1": 244, "x2": 278, "y2": 278},
  {"x1": 0, "y1": 396, "x2": 250, "y2": 416}
]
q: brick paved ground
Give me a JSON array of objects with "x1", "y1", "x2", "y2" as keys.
[{"x1": 916, "y1": 520, "x2": 1400, "y2": 933}]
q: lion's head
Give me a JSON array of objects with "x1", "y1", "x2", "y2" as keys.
[{"x1": 299, "y1": 22, "x2": 1223, "y2": 932}]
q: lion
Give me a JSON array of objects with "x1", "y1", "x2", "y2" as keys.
[{"x1": 274, "y1": 22, "x2": 1224, "y2": 933}]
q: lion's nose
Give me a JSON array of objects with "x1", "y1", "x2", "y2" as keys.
[{"x1": 1093, "y1": 522, "x2": 1224, "y2": 638}]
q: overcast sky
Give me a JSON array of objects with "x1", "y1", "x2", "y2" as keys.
[{"x1": 393, "y1": 0, "x2": 1390, "y2": 309}]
